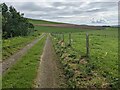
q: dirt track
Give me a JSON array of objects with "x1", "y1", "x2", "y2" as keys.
[
  {"x1": 34, "y1": 35, "x2": 66, "y2": 88},
  {"x1": 2, "y1": 34, "x2": 46, "y2": 74}
]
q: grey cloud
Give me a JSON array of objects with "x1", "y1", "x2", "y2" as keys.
[
  {"x1": 18, "y1": 2, "x2": 58, "y2": 12},
  {"x1": 18, "y1": 2, "x2": 40, "y2": 11},
  {"x1": 16, "y1": 2, "x2": 117, "y2": 17},
  {"x1": 4, "y1": 1, "x2": 117, "y2": 25},
  {"x1": 87, "y1": 2, "x2": 117, "y2": 11},
  {"x1": 49, "y1": 2, "x2": 117, "y2": 16},
  {"x1": 87, "y1": 8, "x2": 102, "y2": 12},
  {"x1": 51, "y1": 2, "x2": 84, "y2": 8},
  {"x1": 91, "y1": 19, "x2": 107, "y2": 24}
]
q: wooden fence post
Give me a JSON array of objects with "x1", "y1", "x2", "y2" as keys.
[
  {"x1": 58, "y1": 33, "x2": 60, "y2": 40},
  {"x1": 62, "y1": 33, "x2": 64, "y2": 42},
  {"x1": 86, "y1": 33, "x2": 89, "y2": 57},
  {"x1": 69, "y1": 33, "x2": 71, "y2": 46}
]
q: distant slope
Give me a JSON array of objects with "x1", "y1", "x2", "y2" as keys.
[
  {"x1": 28, "y1": 18, "x2": 63, "y2": 24},
  {"x1": 28, "y1": 18, "x2": 105, "y2": 32}
]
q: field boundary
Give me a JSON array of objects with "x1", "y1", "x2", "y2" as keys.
[{"x1": 34, "y1": 24, "x2": 104, "y2": 30}]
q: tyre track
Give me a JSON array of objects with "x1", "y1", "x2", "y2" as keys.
[
  {"x1": 34, "y1": 35, "x2": 66, "y2": 88},
  {"x1": 2, "y1": 33, "x2": 46, "y2": 74}
]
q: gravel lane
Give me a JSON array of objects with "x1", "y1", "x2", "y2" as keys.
[
  {"x1": 34, "y1": 35, "x2": 66, "y2": 88},
  {"x1": 2, "y1": 33, "x2": 46, "y2": 75}
]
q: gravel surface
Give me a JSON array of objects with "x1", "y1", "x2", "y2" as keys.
[{"x1": 34, "y1": 35, "x2": 66, "y2": 88}]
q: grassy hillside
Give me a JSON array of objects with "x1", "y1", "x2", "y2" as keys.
[
  {"x1": 28, "y1": 18, "x2": 63, "y2": 24},
  {"x1": 34, "y1": 25, "x2": 116, "y2": 33},
  {"x1": 34, "y1": 26, "x2": 88, "y2": 32},
  {"x1": 28, "y1": 18, "x2": 108, "y2": 32}
]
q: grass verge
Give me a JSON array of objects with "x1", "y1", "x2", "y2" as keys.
[
  {"x1": 52, "y1": 27, "x2": 118, "y2": 88},
  {"x1": 2, "y1": 30, "x2": 41, "y2": 61},
  {"x1": 2, "y1": 35, "x2": 46, "y2": 88}
]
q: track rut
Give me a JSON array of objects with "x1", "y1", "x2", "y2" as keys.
[
  {"x1": 34, "y1": 35, "x2": 66, "y2": 88},
  {"x1": 2, "y1": 34, "x2": 46, "y2": 74}
]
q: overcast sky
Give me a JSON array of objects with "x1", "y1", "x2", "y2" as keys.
[{"x1": 0, "y1": 0, "x2": 119, "y2": 26}]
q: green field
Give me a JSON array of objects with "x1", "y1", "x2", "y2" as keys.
[
  {"x1": 34, "y1": 26, "x2": 93, "y2": 32},
  {"x1": 30, "y1": 19, "x2": 118, "y2": 88},
  {"x1": 1, "y1": 0, "x2": 119, "y2": 89},
  {"x1": 29, "y1": 18, "x2": 64, "y2": 24},
  {"x1": 2, "y1": 35, "x2": 46, "y2": 88},
  {"x1": 51, "y1": 27, "x2": 118, "y2": 88},
  {"x1": 29, "y1": 19, "x2": 104, "y2": 33},
  {"x1": 2, "y1": 18, "x2": 118, "y2": 89}
]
